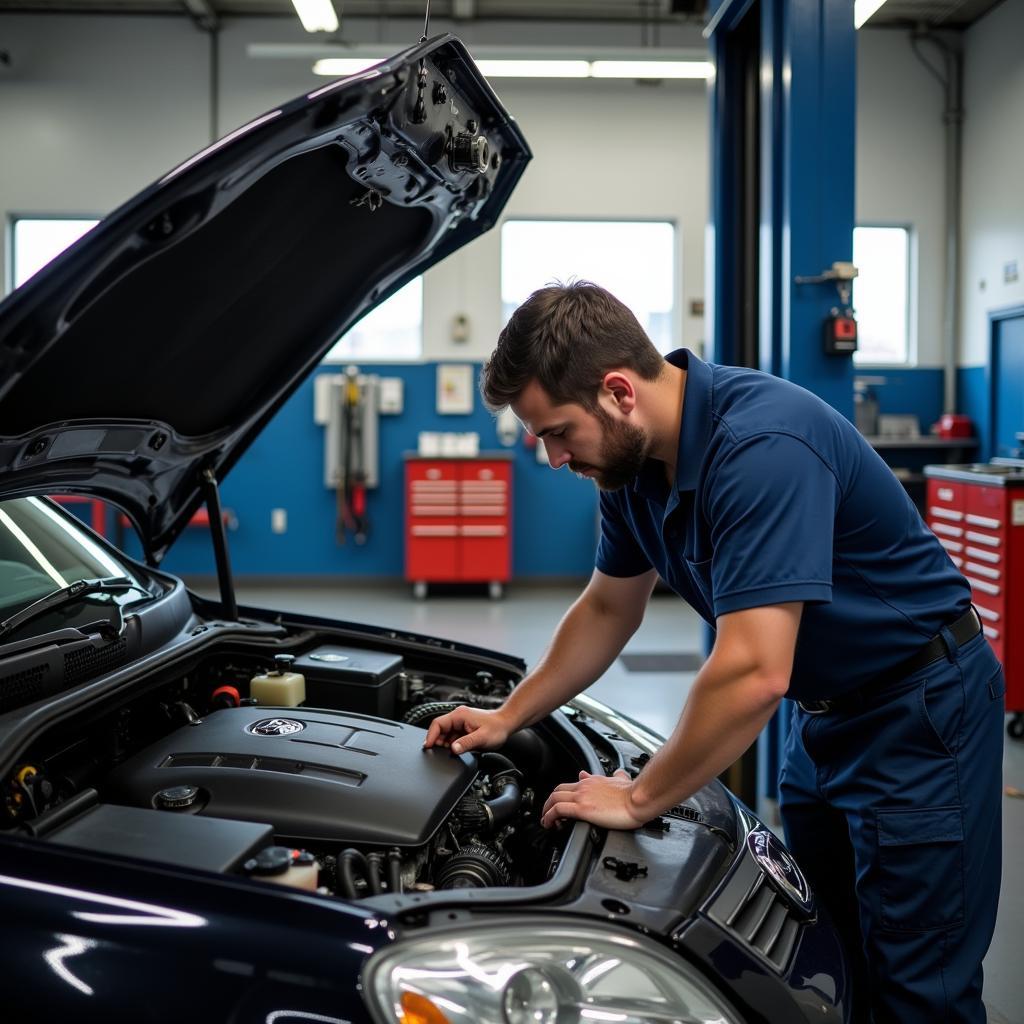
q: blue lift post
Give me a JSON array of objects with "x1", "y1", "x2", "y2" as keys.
[{"x1": 705, "y1": 0, "x2": 857, "y2": 819}]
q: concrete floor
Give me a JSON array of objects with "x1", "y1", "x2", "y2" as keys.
[{"x1": 198, "y1": 580, "x2": 1023, "y2": 1022}]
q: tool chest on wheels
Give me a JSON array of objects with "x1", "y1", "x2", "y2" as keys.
[
  {"x1": 404, "y1": 453, "x2": 513, "y2": 599},
  {"x1": 925, "y1": 462, "x2": 1024, "y2": 738}
]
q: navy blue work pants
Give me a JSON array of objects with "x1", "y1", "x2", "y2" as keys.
[{"x1": 779, "y1": 631, "x2": 1005, "y2": 1023}]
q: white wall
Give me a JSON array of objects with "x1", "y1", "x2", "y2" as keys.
[
  {"x1": 0, "y1": 14, "x2": 210, "y2": 285},
  {"x1": 960, "y1": 0, "x2": 1024, "y2": 366},
  {"x1": 856, "y1": 28, "x2": 948, "y2": 367},
  {"x1": 0, "y1": 13, "x2": 971, "y2": 371}
]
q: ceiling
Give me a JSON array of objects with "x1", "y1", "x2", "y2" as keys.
[{"x1": 0, "y1": 0, "x2": 1005, "y2": 31}]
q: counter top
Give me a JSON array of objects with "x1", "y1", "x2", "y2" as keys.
[
  {"x1": 403, "y1": 450, "x2": 515, "y2": 461},
  {"x1": 923, "y1": 462, "x2": 1024, "y2": 486}
]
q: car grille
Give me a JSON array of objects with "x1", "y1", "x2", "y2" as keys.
[{"x1": 725, "y1": 868, "x2": 801, "y2": 970}]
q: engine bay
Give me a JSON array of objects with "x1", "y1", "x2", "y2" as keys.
[{"x1": 0, "y1": 627, "x2": 582, "y2": 902}]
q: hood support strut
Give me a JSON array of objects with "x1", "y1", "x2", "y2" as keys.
[{"x1": 201, "y1": 468, "x2": 238, "y2": 621}]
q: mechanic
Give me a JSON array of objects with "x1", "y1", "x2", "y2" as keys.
[{"x1": 423, "y1": 281, "x2": 1005, "y2": 1024}]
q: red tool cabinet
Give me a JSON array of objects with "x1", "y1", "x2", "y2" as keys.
[
  {"x1": 924, "y1": 463, "x2": 1024, "y2": 737},
  {"x1": 404, "y1": 454, "x2": 513, "y2": 599}
]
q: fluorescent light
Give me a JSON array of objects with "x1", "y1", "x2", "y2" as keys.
[
  {"x1": 313, "y1": 57, "x2": 383, "y2": 76},
  {"x1": 309, "y1": 55, "x2": 710, "y2": 81},
  {"x1": 854, "y1": 0, "x2": 888, "y2": 28},
  {"x1": 591, "y1": 60, "x2": 713, "y2": 79},
  {"x1": 291, "y1": 0, "x2": 338, "y2": 34},
  {"x1": 474, "y1": 59, "x2": 590, "y2": 78}
]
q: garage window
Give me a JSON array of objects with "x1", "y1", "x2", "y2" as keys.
[
  {"x1": 852, "y1": 225, "x2": 912, "y2": 366},
  {"x1": 10, "y1": 217, "x2": 100, "y2": 291},
  {"x1": 501, "y1": 220, "x2": 678, "y2": 354},
  {"x1": 323, "y1": 276, "x2": 423, "y2": 363}
]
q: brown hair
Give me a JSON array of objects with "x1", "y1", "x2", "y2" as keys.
[{"x1": 480, "y1": 281, "x2": 664, "y2": 412}]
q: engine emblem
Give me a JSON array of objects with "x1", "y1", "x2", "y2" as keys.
[
  {"x1": 248, "y1": 717, "x2": 305, "y2": 736},
  {"x1": 747, "y1": 829, "x2": 814, "y2": 916}
]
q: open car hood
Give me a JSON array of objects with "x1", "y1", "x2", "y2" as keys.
[{"x1": 0, "y1": 35, "x2": 530, "y2": 563}]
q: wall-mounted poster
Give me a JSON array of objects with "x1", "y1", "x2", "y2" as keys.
[{"x1": 437, "y1": 363, "x2": 474, "y2": 415}]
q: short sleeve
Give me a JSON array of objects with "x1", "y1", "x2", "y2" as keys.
[
  {"x1": 595, "y1": 490, "x2": 653, "y2": 578},
  {"x1": 706, "y1": 433, "x2": 839, "y2": 616}
]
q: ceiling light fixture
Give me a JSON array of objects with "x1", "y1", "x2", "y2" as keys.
[
  {"x1": 253, "y1": 43, "x2": 712, "y2": 81},
  {"x1": 291, "y1": 0, "x2": 339, "y2": 34},
  {"x1": 853, "y1": 0, "x2": 889, "y2": 29}
]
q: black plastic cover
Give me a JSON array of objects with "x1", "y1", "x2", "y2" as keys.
[
  {"x1": 294, "y1": 645, "x2": 403, "y2": 717},
  {"x1": 102, "y1": 707, "x2": 476, "y2": 847},
  {"x1": 48, "y1": 803, "x2": 273, "y2": 874}
]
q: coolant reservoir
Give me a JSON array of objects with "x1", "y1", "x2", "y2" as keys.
[
  {"x1": 242, "y1": 846, "x2": 319, "y2": 891},
  {"x1": 250, "y1": 654, "x2": 306, "y2": 707}
]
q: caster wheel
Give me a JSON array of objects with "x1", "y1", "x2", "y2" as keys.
[
  {"x1": 488, "y1": 582, "x2": 504, "y2": 600},
  {"x1": 1008, "y1": 714, "x2": 1024, "y2": 740},
  {"x1": 412, "y1": 582, "x2": 427, "y2": 601}
]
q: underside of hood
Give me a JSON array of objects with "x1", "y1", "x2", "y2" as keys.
[{"x1": 0, "y1": 34, "x2": 530, "y2": 563}]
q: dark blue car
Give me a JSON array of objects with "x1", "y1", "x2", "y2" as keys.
[{"x1": 0, "y1": 35, "x2": 850, "y2": 1024}]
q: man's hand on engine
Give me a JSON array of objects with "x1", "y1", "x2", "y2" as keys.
[
  {"x1": 422, "y1": 706, "x2": 513, "y2": 755},
  {"x1": 540, "y1": 769, "x2": 648, "y2": 831}
]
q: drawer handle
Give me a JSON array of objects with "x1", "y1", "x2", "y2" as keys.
[
  {"x1": 964, "y1": 562, "x2": 1000, "y2": 580},
  {"x1": 964, "y1": 530, "x2": 1000, "y2": 547},
  {"x1": 983, "y1": 625, "x2": 999, "y2": 641},
  {"x1": 929, "y1": 507, "x2": 964, "y2": 521},
  {"x1": 937, "y1": 487, "x2": 955, "y2": 502},
  {"x1": 965, "y1": 576, "x2": 1000, "y2": 596},
  {"x1": 964, "y1": 546, "x2": 1000, "y2": 564},
  {"x1": 460, "y1": 525, "x2": 506, "y2": 537},
  {"x1": 938, "y1": 539, "x2": 963, "y2": 553},
  {"x1": 974, "y1": 605, "x2": 1000, "y2": 623},
  {"x1": 965, "y1": 513, "x2": 1001, "y2": 529},
  {"x1": 411, "y1": 506, "x2": 458, "y2": 516},
  {"x1": 950, "y1": 555, "x2": 963, "y2": 567},
  {"x1": 931, "y1": 523, "x2": 964, "y2": 538},
  {"x1": 411, "y1": 525, "x2": 458, "y2": 537}
]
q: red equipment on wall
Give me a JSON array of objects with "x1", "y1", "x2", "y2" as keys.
[
  {"x1": 404, "y1": 454, "x2": 512, "y2": 599},
  {"x1": 924, "y1": 463, "x2": 1024, "y2": 738}
]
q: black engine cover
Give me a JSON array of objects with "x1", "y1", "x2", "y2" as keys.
[{"x1": 103, "y1": 707, "x2": 477, "y2": 847}]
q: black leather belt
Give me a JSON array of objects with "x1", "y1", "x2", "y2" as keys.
[{"x1": 797, "y1": 606, "x2": 983, "y2": 715}]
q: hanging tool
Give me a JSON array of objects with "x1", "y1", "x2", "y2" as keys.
[{"x1": 336, "y1": 366, "x2": 370, "y2": 545}]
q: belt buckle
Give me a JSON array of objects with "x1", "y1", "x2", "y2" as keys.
[{"x1": 798, "y1": 699, "x2": 832, "y2": 715}]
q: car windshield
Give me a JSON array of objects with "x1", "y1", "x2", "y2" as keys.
[{"x1": 0, "y1": 497, "x2": 150, "y2": 639}]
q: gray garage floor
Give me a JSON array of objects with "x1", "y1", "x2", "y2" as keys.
[{"x1": 195, "y1": 580, "x2": 1023, "y2": 1023}]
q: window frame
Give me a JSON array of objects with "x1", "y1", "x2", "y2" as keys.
[
  {"x1": 7, "y1": 214, "x2": 102, "y2": 296},
  {"x1": 319, "y1": 273, "x2": 425, "y2": 365},
  {"x1": 498, "y1": 215, "x2": 683, "y2": 356},
  {"x1": 851, "y1": 221, "x2": 916, "y2": 369}
]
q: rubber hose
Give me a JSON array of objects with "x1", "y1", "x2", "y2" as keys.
[
  {"x1": 339, "y1": 848, "x2": 370, "y2": 900},
  {"x1": 402, "y1": 701, "x2": 462, "y2": 727},
  {"x1": 387, "y1": 849, "x2": 403, "y2": 894},
  {"x1": 366, "y1": 851, "x2": 384, "y2": 895}
]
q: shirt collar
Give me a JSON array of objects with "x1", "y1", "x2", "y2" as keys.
[{"x1": 632, "y1": 348, "x2": 713, "y2": 501}]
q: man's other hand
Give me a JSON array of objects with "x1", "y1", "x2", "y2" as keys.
[
  {"x1": 540, "y1": 769, "x2": 646, "y2": 830},
  {"x1": 421, "y1": 706, "x2": 513, "y2": 755}
]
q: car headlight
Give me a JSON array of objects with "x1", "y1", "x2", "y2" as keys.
[{"x1": 363, "y1": 919, "x2": 743, "y2": 1024}]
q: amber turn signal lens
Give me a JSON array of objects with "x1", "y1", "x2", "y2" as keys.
[{"x1": 399, "y1": 991, "x2": 452, "y2": 1024}]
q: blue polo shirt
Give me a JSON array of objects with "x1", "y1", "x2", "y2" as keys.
[{"x1": 595, "y1": 350, "x2": 971, "y2": 701}]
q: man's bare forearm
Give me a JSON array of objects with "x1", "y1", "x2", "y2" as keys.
[
  {"x1": 500, "y1": 583, "x2": 646, "y2": 731},
  {"x1": 626, "y1": 626, "x2": 793, "y2": 820}
]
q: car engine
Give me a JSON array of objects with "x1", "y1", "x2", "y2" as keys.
[{"x1": 1, "y1": 636, "x2": 569, "y2": 901}]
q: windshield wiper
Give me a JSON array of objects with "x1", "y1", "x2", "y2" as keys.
[{"x1": 0, "y1": 576, "x2": 138, "y2": 641}]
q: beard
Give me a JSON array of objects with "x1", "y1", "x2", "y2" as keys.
[{"x1": 569, "y1": 410, "x2": 650, "y2": 492}]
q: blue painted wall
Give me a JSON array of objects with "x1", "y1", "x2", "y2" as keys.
[
  {"x1": 958, "y1": 365, "x2": 989, "y2": 459},
  {"x1": 117, "y1": 363, "x2": 599, "y2": 581},
  {"x1": 69, "y1": 361, "x2": 988, "y2": 582},
  {"x1": 864, "y1": 367, "x2": 944, "y2": 432}
]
